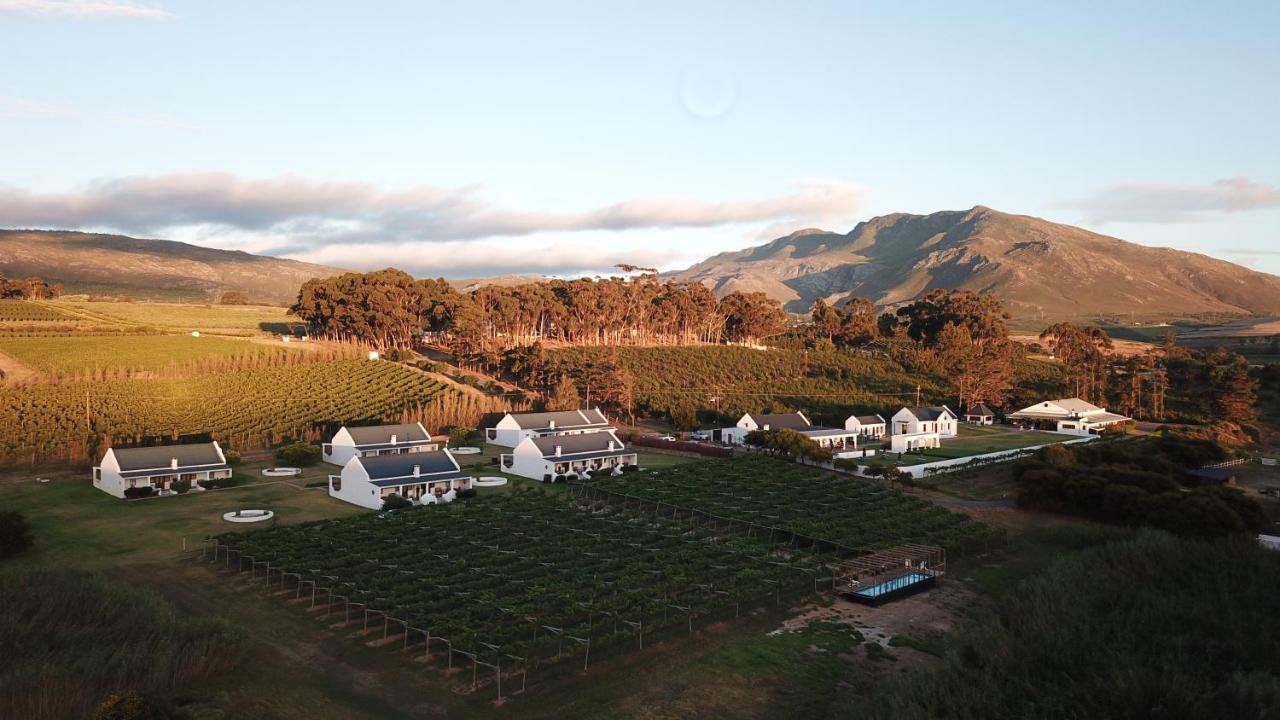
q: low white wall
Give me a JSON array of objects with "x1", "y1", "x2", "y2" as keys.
[{"x1": 882, "y1": 435, "x2": 1097, "y2": 478}]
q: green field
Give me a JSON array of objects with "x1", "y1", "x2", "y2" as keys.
[
  {"x1": 885, "y1": 424, "x2": 1073, "y2": 465},
  {"x1": 0, "y1": 299, "x2": 77, "y2": 322},
  {"x1": 54, "y1": 300, "x2": 297, "y2": 335},
  {"x1": 0, "y1": 334, "x2": 298, "y2": 377}
]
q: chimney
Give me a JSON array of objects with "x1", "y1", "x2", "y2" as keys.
[
  {"x1": 390, "y1": 433, "x2": 398, "y2": 445},
  {"x1": 413, "y1": 465, "x2": 420, "y2": 478},
  {"x1": 549, "y1": 420, "x2": 556, "y2": 430},
  {"x1": 170, "y1": 457, "x2": 178, "y2": 470},
  {"x1": 555, "y1": 445, "x2": 562, "y2": 457},
  {"x1": 608, "y1": 439, "x2": 616, "y2": 451},
  {"x1": 763, "y1": 424, "x2": 771, "y2": 431}
]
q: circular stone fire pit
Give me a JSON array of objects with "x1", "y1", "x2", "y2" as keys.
[
  {"x1": 473, "y1": 476, "x2": 508, "y2": 487},
  {"x1": 261, "y1": 467, "x2": 301, "y2": 477},
  {"x1": 222, "y1": 509, "x2": 275, "y2": 523}
]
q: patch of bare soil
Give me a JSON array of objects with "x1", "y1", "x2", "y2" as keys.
[{"x1": 0, "y1": 349, "x2": 39, "y2": 384}]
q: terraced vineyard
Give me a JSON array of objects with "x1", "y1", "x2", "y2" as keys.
[
  {"x1": 214, "y1": 489, "x2": 832, "y2": 695},
  {"x1": 0, "y1": 360, "x2": 505, "y2": 463},
  {"x1": 580, "y1": 458, "x2": 1001, "y2": 553}
]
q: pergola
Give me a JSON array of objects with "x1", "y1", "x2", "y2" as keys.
[{"x1": 832, "y1": 544, "x2": 945, "y2": 605}]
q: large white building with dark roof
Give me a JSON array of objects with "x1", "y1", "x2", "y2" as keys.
[
  {"x1": 485, "y1": 409, "x2": 612, "y2": 447},
  {"x1": 328, "y1": 448, "x2": 472, "y2": 509},
  {"x1": 501, "y1": 431, "x2": 638, "y2": 481},
  {"x1": 322, "y1": 422, "x2": 438, "y2": 466},
  {"x1": 722, "y1": 411, "x2": 861, "y2": 450},
  {"x1": 93, "y1": 441, "x2": 232, "y2": 498}
]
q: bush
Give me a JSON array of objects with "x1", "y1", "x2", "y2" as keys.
[
  {"x1": 553, "y1": 474, "x2": 566, "y2": 483},
  {"x1": 274, "y1": 442, "x2": 321, "y2": 467},
  {"x1": 170, "y1": 479, "x2": 191, "y2": 494},
  {"x1": 223, "y1": 449, "x2": 242, "y2": 466},
  {"x1": 542, "y1": 474, "x2": 552, "y2": 483},
  {"x1": 449, "y1": 426, "x2": 481, "y2": 446},
  {"x1": 91, "y1": 691, "x2": 170, "y2": 720},
  {"x1": 123, "y1": 487, "x2": 155, "y2": 499},
  {"x1": 197, "y1": 475, "x2": 239, "y2": 490},
  {"x1": 0, "y1": 511, "x2": 34, "y2": 559},
  {"x1": 456, "y1": 488, "x2": 477, "y2": 500},
  {"x1": 381, "y1": 494, "x2": 413, "y2": 511}
]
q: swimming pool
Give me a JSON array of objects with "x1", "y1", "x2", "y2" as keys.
[{"x1": 852, "y1": 572, "x2": 932, "y2": 599}]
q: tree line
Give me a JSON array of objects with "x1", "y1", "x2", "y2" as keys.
[{"x1": 0, "y1": 274, "x2": 62, "y2": 300}]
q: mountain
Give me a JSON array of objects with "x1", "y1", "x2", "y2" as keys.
[
  {"x1": 0, "y1": 230, "x2": 345, "y2": 305},
  {"x1": 670, "y1": 206, "x2": 1280, "y2": 320}
]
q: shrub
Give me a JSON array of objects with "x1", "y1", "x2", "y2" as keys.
[
  {"x1": 223, "y1": 449, "x2": 242, "y2": 466},
  {"x1": 274, "y1": 442, "x2": 321, "y2": 467},
  {"x1": 0, "y1": 511, "x2": 34, "y2": 559},
  {"x1": 91, "y1": 690, "x2": 169, "y2": 720},
  {"x1": 123, "y1": 487, "x2": 155, "y2": 499},
  {"x1": 456, "y1": 488, "x2": 477, "y2": 500},
  {"x1": 553, "y1": 475, "x2": 566, "y2": 483},
  {"x1": 449, "y1": 426, "x2": 481, "y2": 446},
  {"x1": 542, "y1": 474, "x2": 552, "y2": 483},
  {"x1": 381, "y1": 494, "x2": 413, "y2": 511},
  {"x1": 170, "y1": 479, "x2": 191, "y2": 494}
]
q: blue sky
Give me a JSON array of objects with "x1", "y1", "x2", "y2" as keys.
[{"x1": 2, "y1": 0, "x2": 1278, "y2": 277}]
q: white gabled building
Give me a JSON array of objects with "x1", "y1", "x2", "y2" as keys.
[
  {"x1": 328, "y1": 449, "x2": 472, "y2": 510},
  {"x1": 501, "y1": 431, "x2": 638, "y2": 481},
  {"x1": 722, "y1": 412, "x2": 860, "y2": 450},
  {"x1": 323, "y1": 422, "x2": 438, "y2": 466},
  {"x1": 93, "y1": 441, "x2": 232, "y2": 498},
  {"x1": 964, "y1": 403, "x2": 996, "y2": 426},
  {"x1": 1007, "y1": 398, "x2": 1131, "y2": 435},
  {"x1": 484, "y1": 409, "x2": 612, "y2": 447},
  {"x1": 844, "y1": 414, "x2": 887, "y2": 439},
  {"x1": 890, "y1": 406, "x2": 959, "y2": 438}
]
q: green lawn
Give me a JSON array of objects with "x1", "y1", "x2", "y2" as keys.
[
  {"x1": 0, "y1": 469, "x2": 361, "y2": 569},
  {"x1": 883, "y1": 424, "x2": 1072, "y2": 465}
]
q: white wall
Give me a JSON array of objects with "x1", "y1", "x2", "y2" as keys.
[
  {"x1": 323, "y1": 427, "x2": 357, "y2": 466},
  {"x1": 329, "y1": 457, "x2": 382, "y2": 509},
  {"x1": 94, "y1": 449, "x2": 125, "y2": 498}
]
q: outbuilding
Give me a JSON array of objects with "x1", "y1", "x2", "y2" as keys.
[
  {"x1": 323, "y1": 422, "x2": 438, "y2": 466},
  {"x1": 94, "y1": 441, "x2": 232, "y2": 498},
  {"x1": 328, "y1": 449, "x2": 472, "y2": 509},
  {"x1": 964, "y1": 403, "x2": 996, "y2": 425},
  {"x1": 501, "y1": 431, "x2": 638, "y2": 481}
]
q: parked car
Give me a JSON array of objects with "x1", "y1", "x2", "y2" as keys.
[
  {"x1": 689, "y1": 431, "x2": 711, "y2": 441},
  {"x1": 655, "y1": 434, "x2": 677, "y2": 441}
]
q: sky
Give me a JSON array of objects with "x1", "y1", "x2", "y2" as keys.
[{"x1": 2, "y1": 0, "x2": 1278, "y2": 278}]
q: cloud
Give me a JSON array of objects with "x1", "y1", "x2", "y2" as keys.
[
  {"x1": 0, "y1": 173, "x2": 866, "y2": 260},
  {"x1": 0, "y1": 95, "x2": 76, "y2": 120},
  {"x1": 1060, "y1": 177, "x2": 1280, "y2": 224},
  {"x1": 0, "y1": 0, "x2": 172, "y2": 19}
]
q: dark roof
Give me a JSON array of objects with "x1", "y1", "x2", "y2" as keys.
[
  {"x1": 800, "y1": 427, "x2": 859, "y2": 438},
  {"x1": 509, "y1": 409, "x2": 609, "y2": 430},
  {"x1": 905, "y1": 406, "x2": 954, "y2": 421},
  {"x1": 966, "y1": 403, "x2": 996, "y2": 417},
  {"x1": 345, "y1": 423, "x2": 430, "y2": 446},
  {"x1": 750, "y1": 413, "x2": 811, "y2": 430},
  {"x1": 355, "y1": 450, "x2": 462, "y2": 481},
  {"x1": 854, "y1": 415, "x2": 885, "y2": 425},
  {"x1": 531, "y1": 432, "x2": 628, "y2": 458},
  {"x1": 111, "y1": 442, "x2": 224, "y2": 472}
]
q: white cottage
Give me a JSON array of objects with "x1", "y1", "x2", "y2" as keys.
[
  {"x1": 964, "y1": 403, "x2": 996, "y2": 426},
  {"x1": 890, "y1": 406, "x2": 959, "y2": 438},
  {"x1": 721, "y1": 412, "x2": 860, "y2": 449},
  {"x1": 93, "y1": 441, "x2": 232, "y2": 498},
  {"x1": 328, "y1": 449, "x2": 472, "y2": 510},
  {"x1": 844, "y1": 414, "x2": 887, "y2": 439},
  {"x1": 501, "y1": 431, "x2": 638, "y2": 481},
  {"x1": 1007, "y1": 398, "x2": 1130, "y2": 435},
  {"x1": 484, "y1": 408, "x2": 612, "y2": 447},
  {"x1": 322, "y1": 422, "x2": 438, "y2": 466}
]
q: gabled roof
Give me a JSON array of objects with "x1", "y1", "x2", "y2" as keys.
[
  {"x1": 1009, "y1": 398, "x2": 1109, "y2": 419},
  {"x1": 966, "y1": 403, "x2": 996, "y2": 417},
  {"x1": 507, "y1": 409, "x2": 610, "y2": 431},
  {"x1": 111, "y1": 442, "x2": 225, "y2": 473},
  {"x1": 800, "y1": 427, "x2": 859, "y2": 439},
  {"x1": 748, "y1": 412, "x2": 811, "y2": 430},
  {"x1": 853, "y1": 414, "x2": 886, "y2": 425},
  {"x1": 902, "y1": 406, "x2": 956, "y2": 421},
  {"x1": 531, "y1": 432, "x2": 631, "y2": 459},
  {"x1": 344, "y1": 423, "x2": 431, "y2": 446},
  {"x1": 353, "y1": 450, "x2": 465, "y2": 484},
  {"x1": 1049, "y1": 398, "x2": 1104, "y2": 414}
]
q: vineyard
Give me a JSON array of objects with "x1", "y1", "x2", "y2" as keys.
[
  {"x1": 0, "y1": 300, "x2": 76, "y2": 322},
  {"x1": 0, "y1": 360, "x2": 511, "y2": 464},
  {"x1": 52, "y1": 300, "x2": 298, "y2": 335},
  {"x1": 0, "y1": 335, "x2": 307, "y2": 379},
  {"x1": 579, "y1": 458, "x2": 1001, "y2": 552},
  {"x1": 547, "y1": 346, "x2": 942, "y2": 423},
  {"x1": 212, "y1": 489, "x2": 836, "y2": 697}
]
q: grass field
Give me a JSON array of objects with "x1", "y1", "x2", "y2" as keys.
[
  {"x1": 0, "y1": 299, "x2": 77, "y2": 322},
  {"x1": 884, "y1": 424, "x2": 1072, "y2": 465},
  {"x1": 0, "y1": 334, "x2": 297, "y2": 377},
  {"x1": 52, "y1": 300, "x2": 298, "y2": 335}
]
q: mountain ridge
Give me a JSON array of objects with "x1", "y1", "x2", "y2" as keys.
[{"x1": 670, "y1": 206, "x2": 1280, "y2": 320}]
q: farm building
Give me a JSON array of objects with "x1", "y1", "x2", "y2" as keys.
[
  {"x1": 1007, "y1": 398, "x2": 1130, "y2": 435},
  {"x1": 964, "y1": 403, "x2": 996, "y2": 425},
  {"x1": 844, "y1": 414, "x2": 887, "y2": 439},
  {"x1": 721, "y1": 412, "x2": 861, "y2": 450},
  {"x1": 328, "y1": 449, "x2": 472, "y2": 509},
  {"x1": 323, "y1": 422, "x2": 438, "y2": 466},
  {"x1": 501, "y1": 431, "x2": 638, "y2": 481},
  {"x1": 891, "y1": 406, "x2": 958, "y2": 437},
  {"x1": 485, "y1": 408, "x2": 613, "y2": 447},
  {"x1": 93, "y1": 441, "x2": 232, "y2": 498}
]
